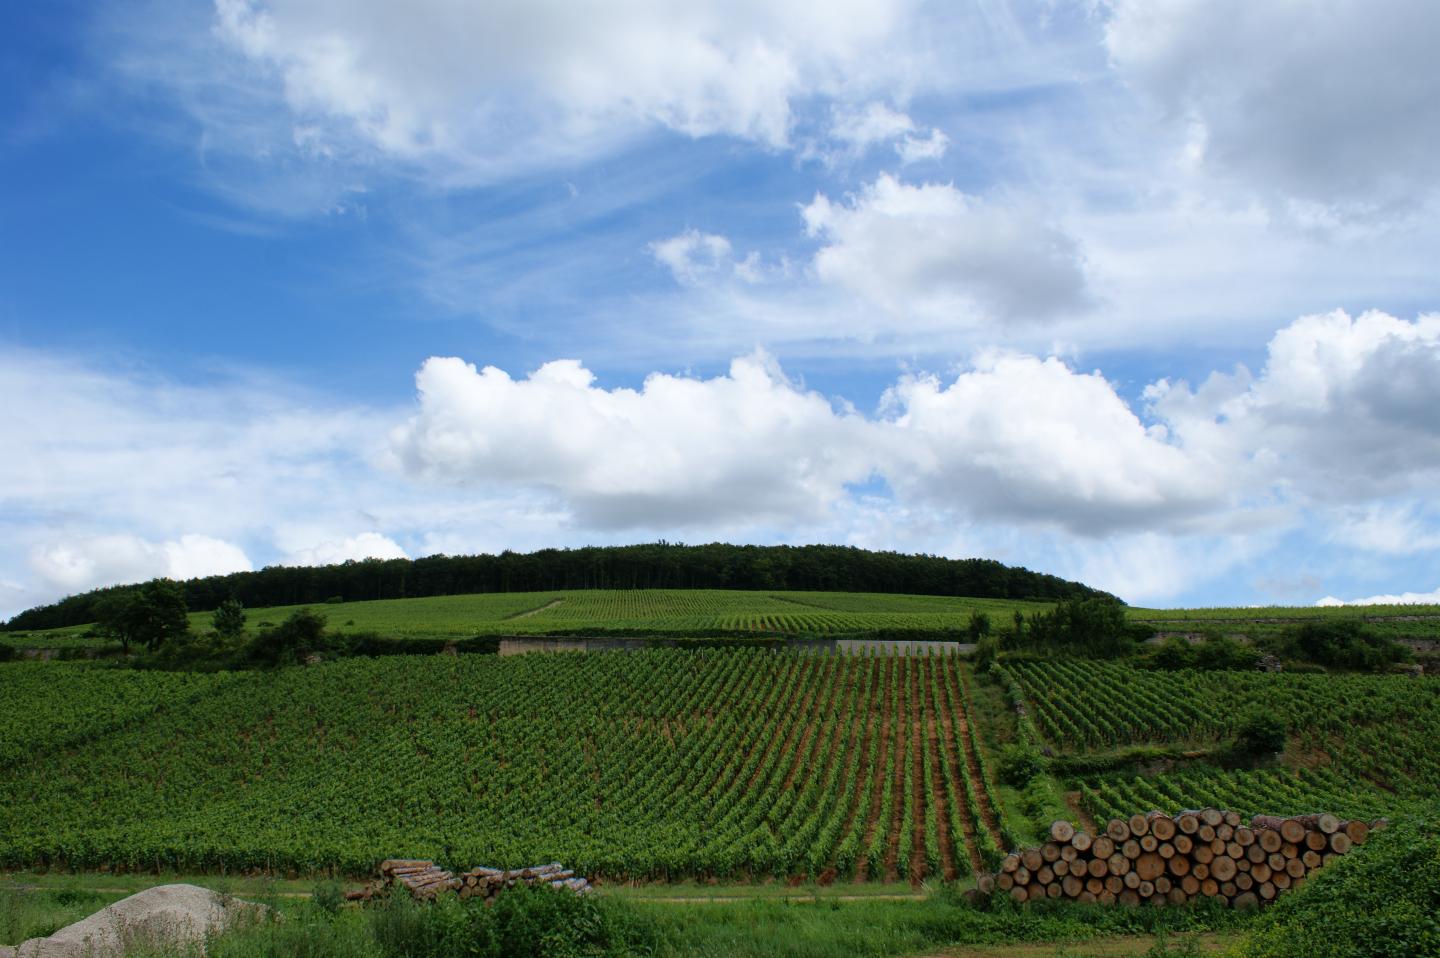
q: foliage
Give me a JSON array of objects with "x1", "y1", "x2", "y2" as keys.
[
  {"x1": 1236, "y1": 813, "x2": 1440, "y2": 958},
  {"x1": 1284, "y1": 619, "x2": 1410, "y2": 671},
  {"x1": 1004, "y1": 660, "x2": 1440, "y2": 796},
  {"x1": 2, "y1": 543, "x2": 1113, "y2": 632},
  {"x1": 1142, "y1": 636, "x2": 1260, "y2": 672},
  {"x1": 0, "y1": 643, "x2": 14, "y2": 662},
  {"x1": 967, "y1": 611, "x2": 991, "y2": 642},
  {"x1": 93, "y1": 580, "x2": 190, "y2": 653},
  {"x1": 1014, "y1": 597, "x2": 1148, "y2": 658},
  {"x1": 997, "y1": 743, "x2": 1046, "y2": 787},
  {"x1": 212, "y1": 600, "x2": 247, "y2": 640},
  {"x1": 1231, "y1": 710, "x2": 1287, "y2": 759},
  {"x1": 243, "y1": 609, "x2": 329, "y2": 666},
  {"x1": 0, "y1": 651, "x2": 1000, "y2": 881}
]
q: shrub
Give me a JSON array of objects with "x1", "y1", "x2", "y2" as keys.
[
  {"x1": 1236, "y1": 814, "x2": 1440, "y2": 958},
  {"x1": 1232, "y1": 710, "x2": 1287, "y2": 758},
  {"x1": 0, "y1": 642, "x2": 15, "y2": 663},
  {"x1": 244, "y1": 609, "x2": 329, "y2": 667},
  {"x1": 1285, "y1": 620, "x2": 1409, "y2": 671},
  {"x1": 312, "y1": 880, "x2": 344, "y2": 916},
  {"x1": 998, "y1": 742, "x2": 1046, "y2": 787}
]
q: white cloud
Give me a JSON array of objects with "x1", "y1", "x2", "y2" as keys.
[
  {"x1": 389, "y1": 352, "x2": 880, "y2": 529},
  {"x1": 827, "y1": 102, "x2": 948, "y2": 163},
  {"x1": 896, "y1": 128, "x2": 949, "y2": 164},
  {"x1": 201, "y1": 0, "x2": 924, "y2": 176},
  {"x1": 802, "y1": 174, "x2": 1091, "y2": 326},
  {"x1": 649, "y1": 230, "x2": 763, "y2": 286},
  {"x1": 1149, "y1": 310, "x2": 1440, "y2": 502},
  {"x1": 1104, "y1": 0, "x2": 1440, "y2": 216},
  {"x1": 28, "y1": 534, "x2": 252, "y2": 595},
  {"x1": 281, "y1": 532, "x2": 408, "y2": 566},
  {"x1": 880, "y1": 353, "x2": 1222, "y2": 534},
  {"x1": 1316, "y1": 586, "x2": 1440, "y2": 607},
  {"x1": 1325, "y1": 504, "x2": 1440, "y2": 556}
]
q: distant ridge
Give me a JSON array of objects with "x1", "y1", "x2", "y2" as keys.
[{"x1": 3, "y1": 542, "x2": 1115, "y2": 631}]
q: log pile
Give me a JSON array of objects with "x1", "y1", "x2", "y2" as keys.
[
  {"x1": 977, "y1": 810, "x2": 1381, "y2": 908},
  {"x1": 345, "y1": 859, "x2": 592, "y2": 902}
]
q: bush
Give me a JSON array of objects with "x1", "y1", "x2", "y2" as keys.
[
  {"x1": 1285, "y1": 620, "x2": 1410, "y2": 671},
  {"x1": 972, "y1": 636, "x2": 999, "y2": 673},
  {"x1": 1236, "y1": 814, "x2": 1440, "y2": 958},
  {"x1": 365, "y1": 884, "x2": 656, "y2": 958},
  {"x1": 1232, "y1": 710, "x2": 1287, "y2": 758},
  {"x1": 0, "y1": 642, "x2": 15, "y2": 663},
  {"x1": 244, "y1": 609, "x2": 330, "y2": 667},
  {"x1": 312, "y1": 880, "x2": 344, "y2": 916},
  {"x1": 998, "y1": 742, "x2": 1046, "y2": 787}
]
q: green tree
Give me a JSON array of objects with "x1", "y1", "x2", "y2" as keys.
[
  {"x1": 1233, "y1": 709, "x2": 1287, "y2": 758},
  {"x1": 94, "y1": 580, "x2": 189, "y2": 653},
  {"x1": 967, "y1": 611, "x2": 992, "y2": 642},
  {"x1": 211, "y1": 598, "x2": 246, "y2": 639}
]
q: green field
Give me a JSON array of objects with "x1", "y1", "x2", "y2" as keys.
[
  {"x1": 2, "y1": 589, "x2": 1054, "y2": 649},
  {"x1": 10, "y1": 588, "x2": 1440, "y2": 653}
]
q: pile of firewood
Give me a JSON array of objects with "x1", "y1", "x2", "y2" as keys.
[
  {"x1": 978, "y1": 810, "x2": 1380, "y2": 908},
  {"x1": 345, "y1": 859, "x2": 592, "y2": 902}
]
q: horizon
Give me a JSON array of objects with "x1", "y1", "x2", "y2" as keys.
[{"x1": 4, "y1": 1, "x2": 1440, "y2": 617}]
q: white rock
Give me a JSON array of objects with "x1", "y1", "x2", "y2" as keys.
[{"x1": 14, "y1": 884, "x2": 266, "y2": 958}]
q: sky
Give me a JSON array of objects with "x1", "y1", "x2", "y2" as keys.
[{"x1": 3, "y1": 0, "x2": 1440, "y2": 616}]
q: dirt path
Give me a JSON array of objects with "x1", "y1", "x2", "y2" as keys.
[
  {"x1": 936, "y1": 660, "x2": 984, "y2": 875},
  {"x1": 1066, "y1": 790, "x2": 1099, "y2": 836},
  {"x1": 953, "y1": 669, "x2": 1004, "y2": 848},
  {"x1": 507, "y1": 598, "x2": 564, "y2": 619},
  {"x1": 920, "y1": 932, "x2": 1236, "y2": 957}
]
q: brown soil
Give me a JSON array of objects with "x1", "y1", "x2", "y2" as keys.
[
  {"x1": 819, "y1": 658, "x2": 880, "y2": 884},
  {"x1": 1066, "y1": 790, "x2": 1098, "y2": 836},
  {"x1": 953, "y1": 668, "x2": 1004, "y2": 847},
  {"x1": 852, "y1": 660, "x2": 894, "y2": 883},
  {"x1": 937, "y1": 659, "x2": 985, "y2": 874},
  {"x1": 908, "y1": 659, "x2": 927, "y2": 886},
  {"x1": 923, "y1": 659, "x2": 960, "y2": 880},
  {"x1": 882, "y1": 661, "x2": 909, "y2": 882}
]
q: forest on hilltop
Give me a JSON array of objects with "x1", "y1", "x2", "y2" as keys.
[{"x1": 3, "y1": 543, "x2": 1112, "y2": 632}]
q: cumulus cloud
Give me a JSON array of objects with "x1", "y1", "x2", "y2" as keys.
[
  {"x1": 389, "y1": 352, "x2": 880, "y2": 528},
  {"x1": 29, "y1": 534, "x2": 252, "y2": 595},
  {"x1": 1316, "y1": 586, "x2": 1440, "y2": 607},
  {"x1": 201, "y1": 0, "x2": 924, "y2": 177},
  {"x1": 802, "y1": 175, "x2": 1091, "y2": 326},
  {"x1": 282, "y1": 532, "x2": 408, "y2": 566},
  {"x1": 1148, "y1": 310, "x2": 1440, "y2": 502},
  {"x1": 1104, "y1": 0, "x2": 1440, "y2": 215},
  {"x1": 881, "y1": 354, "x2": 1222, "y2": 534}
]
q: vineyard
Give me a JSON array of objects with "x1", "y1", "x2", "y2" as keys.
[
  {"x1": 995, "y1": 660, "x2": 1439, "y2": 833},
  {"x1": 2, "y1": 633, "x2": 1436, "y2": 904},
  {"x1": 0, "y1": 650, "x2": 1013, "y2": 881},
  {"x1": 3, "y1": 589, "x2": 1052, "y2": 649}
]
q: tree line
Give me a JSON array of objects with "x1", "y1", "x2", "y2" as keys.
[{"x1": 3, "y1": 542, "x2": 1114, "y2": 631}]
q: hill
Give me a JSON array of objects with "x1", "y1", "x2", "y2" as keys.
[{"x1": 2, "y1": 543, "x2": 1111, "y2": 632}]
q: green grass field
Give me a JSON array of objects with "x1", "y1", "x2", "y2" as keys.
[
  {"x1": 2, "y1": 589, "x2": 1055, "y2": 648},
  {"x1": 9, "y1": 587, "x2": 1440, "y2": 652}
]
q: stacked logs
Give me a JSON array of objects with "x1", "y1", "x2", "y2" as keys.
[
  {"x1": 977, "y1": 810, "x2": 1380, "y2": 908},
  {"x1": 347, "y1": 860, "x2": 592, "y2": 902},
  {"x1": 456, "y1": 863, "x2": 592, "y2": 900}
]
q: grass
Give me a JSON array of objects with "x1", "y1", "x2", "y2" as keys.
[
  {"x1": 8, "y1": 589, "x2": 1053, "y2": 647},
  {"x1": 3, "y1": 877, "x2": 1254, "y2": 958}
]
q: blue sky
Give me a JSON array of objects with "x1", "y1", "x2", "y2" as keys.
[{"x1": 4, "y1": 0, "x2": 1440, "y2": 616}]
